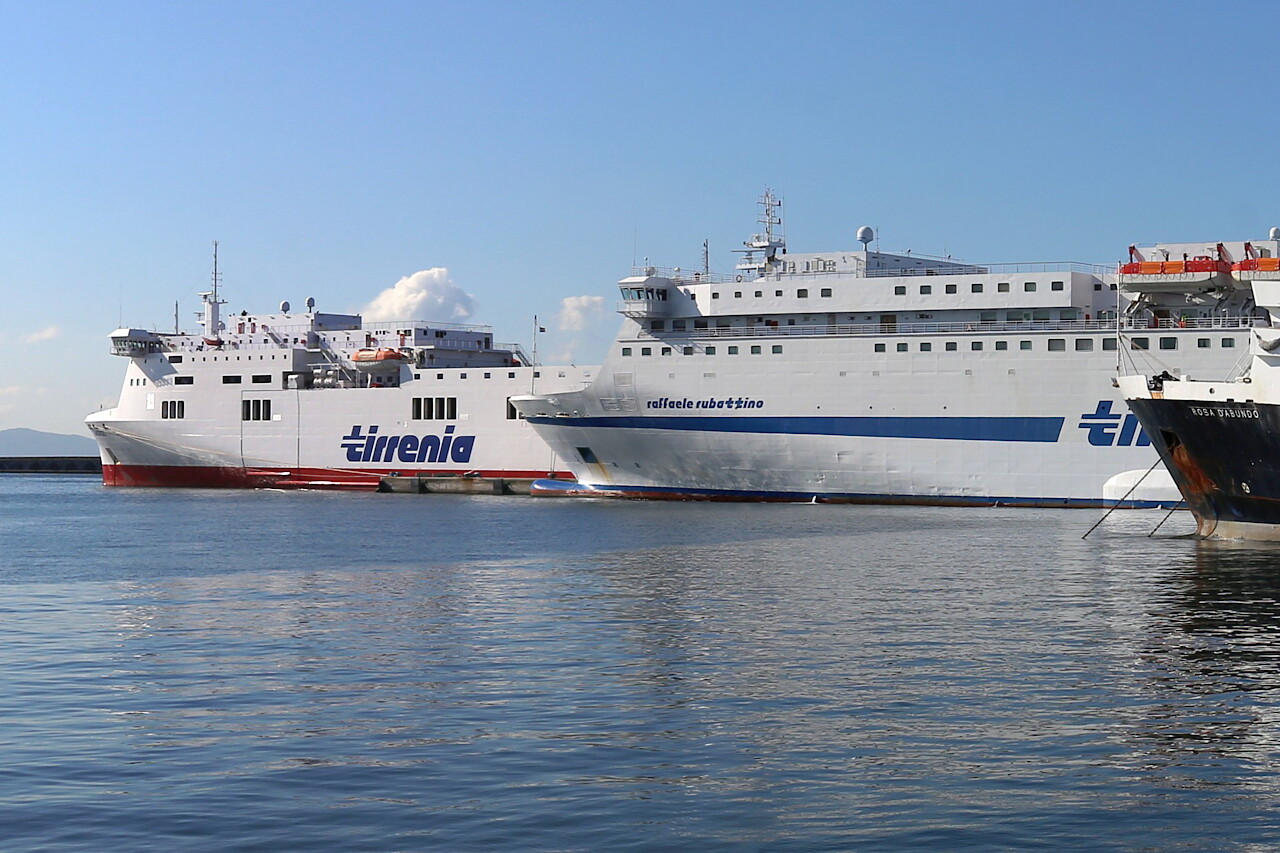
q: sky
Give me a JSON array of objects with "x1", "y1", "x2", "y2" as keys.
[{"x1": 3, "y1": 0, "x2": 1278, "y2": 436}]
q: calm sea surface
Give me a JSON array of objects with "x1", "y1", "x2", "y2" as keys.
[{"x1": 4, "y1": 476, "x2": 1280, "y2": 851}]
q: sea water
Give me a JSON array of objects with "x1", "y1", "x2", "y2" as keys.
[{"x1": 3, "y1": 475, "x2": 1280, "y2": 851}]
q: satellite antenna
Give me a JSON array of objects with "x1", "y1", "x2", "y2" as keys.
[
  {"x1": 857, "y1": 226, "x2": 874, "y2": 250},
  {"x1": 1270, "y1": 227, "x2": 1280, "y2": 241},
  {"x1": 280, "y1": 301, "x2": 291, "y2": 313},
  {"x1": 306, "y1": 296, "x2": 316, "y2": 311}
]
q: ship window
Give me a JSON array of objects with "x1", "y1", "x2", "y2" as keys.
[
  {"x1": 175, "y1": 376, "x2": 194, "y2": 385},
  {"x1": 980, "y1": 311, "x2": 997, "y2": 322},
  {"x1": 712, "y1": 292, "x2": 720, "y2": 299},
  {"x1": 972, "y1": 283, "x2": 983, "y2": 293},
  {"x1": 1159, "y1": 337, "x2": 1177, "y2": 350},
  {"x1": 1102, "y1": 338, "x2": 1118, "y2": 351},
  {"x1": 167, "y1": 355, "x2": 183, "y2": 363},
  {"x1": 661, "y1": 347, "x2": 672, "y2": 356},
  {"x1": 751, "y1": 345, "x2": 762, "y2": 354},
  {"x1": 1197, "y1": 338, "x2": 1211, "y2": 348},
  {"x1": 874, "y1": 343, "x2": 886, "y2": 353},
  {"x1": 1130, "y1": 337, "x2": 1149, "y2": 350},
  {"x1": 734, "y1": 292, "x2": 742, "y2": 298},
  {"x1": 694, "y1": 320, "x2": 708, "y2": 329},
  {"x1": 945, "y1": 342, "x2": 958, "y2": 352},
  {"x1": 1048, "y1": 339, "x2": 1066, "y2": 351},
  {"x1": 650, "y1": 320, "x2": 664, "y2": 330},
  {"x1": 222, "y1": 375, "x2": 242, "y2": 384},
  {"x1": 641, "y1": 347, "x2": 652, "y2": 356},
  {"x1": 1033, "y1": 310, "x2": 1050, "y2": 321},
  {"x1": 622, "y1": 347, "x2": 632, "y2": 356},
  {"x1": 252, "y1": 374, "x2": 271, "y2": 383},
  {"x1": 1076, "y1": 339, "x2": 1094, "y2": 351},
  {"x1": 920, "y1": 342, "x2": 932, "y2": 352},
  {"x1": 945, "y1": 284, "x2": 957, "y2": 294},
  {"x1": 995, "y1": 340, "x2": 1008, "y2": 351},
  {"x1": 1060, "y1": 309, "x2": 1079, "y2": 321},
  {"x1": 673, "y1": 320, "x2": 686, "y2": 330},
  {"x1": 1024, "y1": 282, "x2": 1037, "y2": 292},
  {"x1": 775, "y1": 290, "x2": 783, "y2": 297},
  {"x1": 971, "y1": 341, "x2": 982, "y2": 351},
  {"x1": 772, "y1": 345, "x2": 782, "y2": 354},
  {"x1": 728, "y1": 346, "x2": 739, "y2": 355},
  {"x1": 437, "y1": 373, "x2": 444, "y2": 379},
  {"x1": 684, "y1": 346, "x2": 694, "y2": 355},
  {"x1": 484, "y1": 372, "x2": 491, "y2": 379},
  {"x1": 1051, "y1": 281, "x2": 1064, "y2": 291},
  {"x1": 1223, "y1": 338, "x2": 1235, "y2": 348},
  {"x1": 1020, "y1": 340, "x2": 1032, "y2": 350},
  {"x1": 820, "y1": 288, "x2": 832, "y2": 298},
  {"x1": 1094, "y1": 283, "x2": 1102, "y2": 291},
  {"x1": 177, "y1": 401, "x2": 185, "y2": 418},
  {"x1": 894, "y1": 286, "x2": 906, "y2": 295},
  {"x1": 920, "y1": 285, "x2": 932, "y2": 295},
  {"x1": 241, "y1": 399, "x2": 272, "y2": 421},
  {"x1": 706, "y1": 346, "x2": 716, "y2": 355},
  {"x1": 797, "y1": 289, "x2": 808, "y2": 298},
  {"x1": 508, "y1": 372, "x2": 516, "y2": 378},
  {"x1": 998, "y1": 282, "x2": 1010, "y2": 292}
]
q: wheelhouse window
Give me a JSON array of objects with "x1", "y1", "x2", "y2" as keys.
[
  {"x1": 413, "y1": 397, "x2": 458, "y2": 420},
  {"x1": 241, "y1": 399, "x2": 272, "y2": 421}
]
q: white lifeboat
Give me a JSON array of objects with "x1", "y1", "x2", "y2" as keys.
[{"x1": 352, "y1": 348, "x2": 409, "y2": 372}]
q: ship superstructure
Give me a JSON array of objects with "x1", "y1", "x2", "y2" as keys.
[
  {"x1": 86, "y1": 251, "x2": 595, "y2": 488},
  {"x1": 511, "y1": 192, "x2": 1257, "y2": 506}
]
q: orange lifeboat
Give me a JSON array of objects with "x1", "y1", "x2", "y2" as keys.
[
  {"x1": 1119, "y1": 244, "x2": 1233, "y2": 292},
  {"x1": 352, "y1": 348, "x2": 409, "y2": 372}
]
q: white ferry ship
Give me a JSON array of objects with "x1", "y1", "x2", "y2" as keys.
[
  {"x1": 511, "y1": 192, "x2": 1260, "y2": 506},
  {"x1": 85, "y1": 255, "x2": 595, "y2": 488}
]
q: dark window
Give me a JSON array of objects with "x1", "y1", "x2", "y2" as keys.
[
  {"x1": 820, "y1": 288, "x2": 832, "y2": 297},
  {"x1": 946, "y1": 284, "x2": 957, "y2": 294},
  {"x1": 167, "y1": 355, "x2": 183, "y2": 363},
  {"x1": 252, "y1": 374, "x2": 271, "y2": 383},
  {"x1": 175, "y1": 376, "x2": 193, "y2": 385},
  {"x1": 223, "y1": 375, "x2": 242, "y2": 384}
]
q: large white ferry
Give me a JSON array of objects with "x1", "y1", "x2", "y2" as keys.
[
  {"x1": 85, "y1": 254, "x2": 595, "y2": 488},
  {"x1": 511, "y1": 192, "x2": 1261, "y2": 506}
]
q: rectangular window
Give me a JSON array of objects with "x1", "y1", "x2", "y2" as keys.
[
  {"x1": 1222, "y1": 337, "x2": 1235, "y2": 348},
  {"x1": 797, "y1": 289, "x2": 808, "y2": 298},
  {"x1": 875, "y1": 343, "x2": 886, "y2": 353},
  {"x1": 894, "y1": 286, "x2": 906, "y2": 295},
  {"x1": 945, "y1": 342, "x2": 958, "y2": 352},
  {"x1": 252, "y1": 374, "x2": 271, "y2": 383},
  {"x1": 971, "y1": 341, "x2": 983, "y2": 351},
  {"x1": 641, "y1": 347, "x2": 652, "y2": 356},
  {"x1": 1020, "y1": 340, "x2": 1032, "y2": 350},
  {"x1": 694, "y1": 319, "x2": 708, "y2": 329},
  {"x1": 661, "y1": 347, "x2": 672, "y2": 356},
  {"x1": 1130, "y1": 337, "x2": 1149, "y2": 350},
  {"x1": 1159, "y1": 337, "x2": 1177, "y2": 350},
  {"x1": 920, "y1": 285, "x2": 932, "y2": 295},
  {"x1": 223, "y1": 375, "x2": 242, "y2": 384},
  {"x1": 650, "y1": 320, "x2": 664, "y2": 330},
  {"x1": 621, "y1": 347, "x2": 632, "y2": 356},
  {"x1": 820, "y1": 288, "x2": 832, "y2": 297},
  {"x1": 751, "y1": 345, "x2": 762, "y2": 354},
  {"x1": 712, "y1": 292, "x2": 720, "y2": 299},
  {"x1": 1048, "y1": 339, "x2": 1066, "y2": 351},
  {"x1": 727, "y1": 345, "x2": 739, "y2": 355},
  {"x1": 998, "y1": 282, "x2": 1010, "y2": 292},
  {"x1": 1102, "y1": 338, "x2": 1118, "y2": 351},
  {"x1": 175, "y1": 376, "x2": 194, "y2": 385},
  {"x1": 995, "y1": 340, "x2": 1008, "y2": 351},
  {"x1": 672, "y1": 320, "x2": 687, "y2": 330},
  {"x1": 683, "y1": 346, "x2": 694, "y2": 355},
  {"x1": 772, "y1": 345, "x2": 782, "y2": 354},
  {"x1": 920, "y1": 342, "x2": 932, "y2": 352},
  {"x1": 167, "y1": 355, "x2": 183, "y2": 364},
  {"x1": 1051, "y1": 281, "x2": 1064, "y2": 291},
  {"x1": 734, "y1": 292, "x2": 742, "y2": 298},
  {"x1": 705, "y1": 346, "x2": 716, "y2": 355},
  {"x1": 1197, "y1": 338, "x2": 1211, "y2": 348},
  {"x1": 971, "y1": 283, "x2": 983, "y2": 293},
  {"x1": 1075, "y1": 339, "x2": 1094, "y2": 351},
  {"x1": 1024, "y1": 282, "x2": 1037, "y2": 292},
  {"x1": 945, "y1": 284, "x2": 957, "y2": 294},
  {"x1": 896, "y1": 342, "x2": 908, "y2": 352},
  {"x1": 754, "y1": 291, "x2": 763, "y2": 297}
]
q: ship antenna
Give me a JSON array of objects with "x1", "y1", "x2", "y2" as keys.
[
  {"x1": 212, "y1": 240, "x2": 220, "y2": 301},
  {"x1": 702, "y1": 239, "x2": 710, "y2": 275}
]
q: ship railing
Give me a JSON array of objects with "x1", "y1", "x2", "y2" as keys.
[
  {"x1": 642, "y1": 316, "x2": 1259, "y2": 339},
  {"x1": 862, "y1": 261, "x2": 1111, "y2": 278},
  {"x1": 630, "y1": 266, "x2": 736, "y2": 283}
]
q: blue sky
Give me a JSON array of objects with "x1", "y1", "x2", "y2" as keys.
[{"x1": 3, "y1": 0, "x2": 1277, "y2": 435}]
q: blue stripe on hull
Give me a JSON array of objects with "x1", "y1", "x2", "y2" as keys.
[
  {"x1": 526, "y1": 415, "x2": 1065, "y2": 442},
  {"x1": 529, "y1": 480, "x2": 1175, "y2": 509}
]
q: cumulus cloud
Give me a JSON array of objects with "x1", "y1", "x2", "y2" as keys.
[
  {"x1": 556, "y1": 295, "x2": 606, "y2": 331},
  {"x1": 361, "y1": 268, "x2": 474, "y2": 322},
  {"x1": 22, "y1": 326, "x2": 60, "y2": 343}
]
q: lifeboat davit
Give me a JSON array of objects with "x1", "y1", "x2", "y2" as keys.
[
  {"x1": 1118, "y1": 243, "x2": 1234, "y2": 294},
  {"x1": 352, "y1": 348, "x2": 409, "y2": 372}
]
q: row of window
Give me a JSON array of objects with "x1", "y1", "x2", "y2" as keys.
[
  {"x1": 622, "y1": 344, "x2": 786, "y2": 357},
  {"x1": 412, "y1": 396, "x2": 458, "y2": 420},
  {"x1": 711, "y1": 287, "x2": 835, "y2": 300},
  {"x1": 894, "y1": 281, "x2": 1070, "y2": 296},
  {"x1": 222, "y1": 375, "x2": 275, "y2": 384},
  {"x1": 872, "y1": 336, "x2": 1239, "y2": 353},
  {"x1": 160, "y1": 400, "x2": 185, "y2": 419},
  {"x1": 241, "y1": 399, "x2": 273, "y2": 421}
]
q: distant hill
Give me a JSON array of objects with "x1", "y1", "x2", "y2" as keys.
[{"x1": 0, "y1": 428, "x2": 99, "y2": 457}]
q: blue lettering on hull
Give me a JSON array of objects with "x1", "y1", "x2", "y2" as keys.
[{"x1": 341, "y1": 425, "x2": 476, "y2": 464}]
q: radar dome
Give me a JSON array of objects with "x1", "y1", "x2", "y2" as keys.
[
  {"x1": 306, "y1": 296, "x2": 316, "y2": 310},
  {"x1": 280, "y1": 300, "x2": 290, "y2": 313},
  {"x1": 856, "y1": 226, "x2": 874, "y2": 248},
  {"x1": 1270, "y1": 226, "x2": 1280, "y2": 241}
]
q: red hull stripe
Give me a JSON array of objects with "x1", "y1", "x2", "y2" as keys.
[{"x1": 100, "y1": 465, "x2": 571, "y2": 490}]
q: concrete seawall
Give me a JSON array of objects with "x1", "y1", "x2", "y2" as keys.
[{"x1": 0, "y1": 456, "x2": 102, "y2": 474}]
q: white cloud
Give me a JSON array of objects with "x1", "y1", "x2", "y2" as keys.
[
  {"x1": 0, "y1": 386, "x2": 24, "y2": 396},
  {"x1": 556, "y1": 295, "x2": 606, "y2": 331},
  {"x1": 361, "y1": 268, "x2": 474, "y2": 322},
  {"x1": 22, "y1": 326, "x2": 60, "y2": 343}
]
